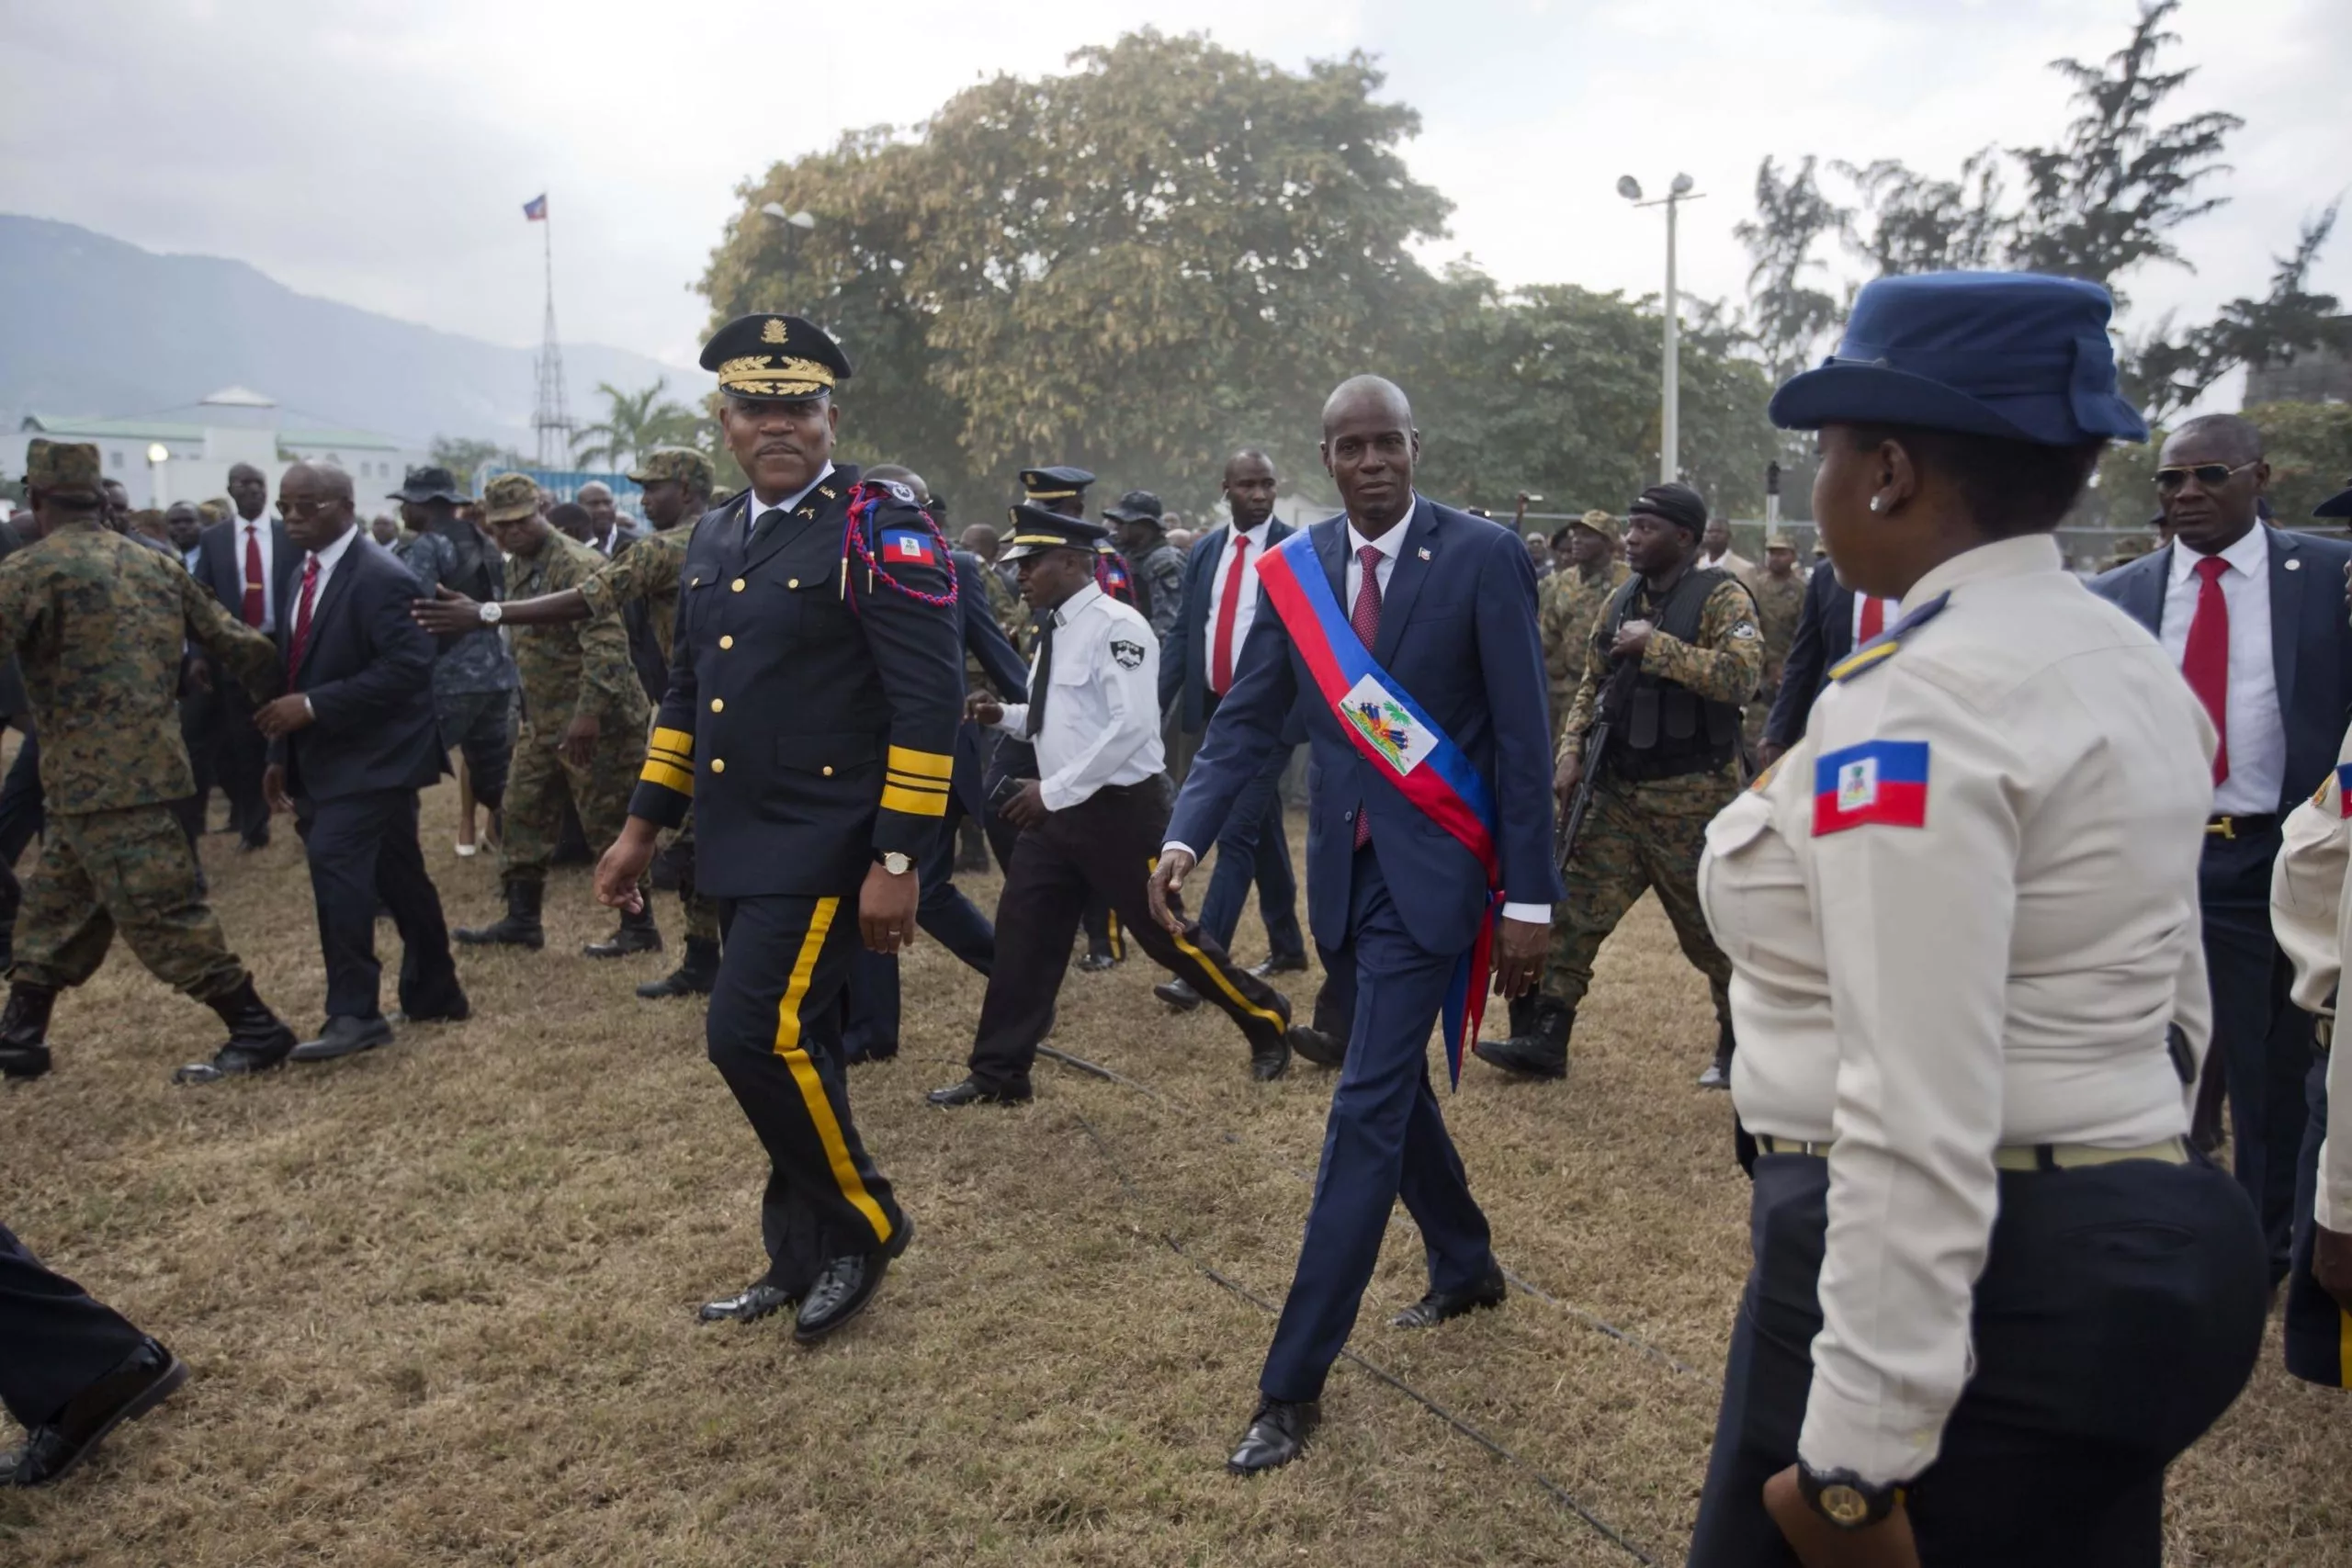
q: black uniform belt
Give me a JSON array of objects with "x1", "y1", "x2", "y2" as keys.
[
  {"x1": 1753, "y1": 1134, "x2": 2190, "y2": 1172},
  {"x1": 2205, "y1": 813, "x2": 2278, "y2": 840}
]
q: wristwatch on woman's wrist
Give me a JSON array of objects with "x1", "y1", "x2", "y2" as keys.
[{"x1": 1798, "y1": 1464, "x2": 1905, "y2": 1529}]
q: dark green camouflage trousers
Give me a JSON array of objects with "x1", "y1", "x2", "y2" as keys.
[
  {"x1": 502, "y1": 719, "x2": 647, "y2": 899},
  {"x1": 662, "y1": 807, "x2": 720, "y2": 945},
  {"x1": 14, "y1": 805, "x2": 247, "y2": 999},
  {"x1": 1545, "y1": 764, "x2": 1738, "y2": 1029}
]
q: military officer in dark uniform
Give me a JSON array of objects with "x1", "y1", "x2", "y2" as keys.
[{"x1": 594, "y1": 314, "x2": 962, "y2": 1344}]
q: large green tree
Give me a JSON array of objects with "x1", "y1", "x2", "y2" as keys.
[{"x1": 571, "y1": 379, "x2": 709, "y2": 473}]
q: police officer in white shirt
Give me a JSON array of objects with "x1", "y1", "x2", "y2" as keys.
[
  {"x1": 1690, "y1": 273, "x2": 2267, "y2": 1567},
  {"x1": 927, "y1": 506, "x2": 1295, "y2": 1107}
]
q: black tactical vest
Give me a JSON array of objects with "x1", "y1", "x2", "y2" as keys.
[{"x1": 1597, "y1": 565, "x2": 1743, "y2": 782}]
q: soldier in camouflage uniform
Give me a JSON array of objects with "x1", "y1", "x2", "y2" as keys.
[
  {"x1": 415, "y1": 449, "x2": 723, "y2": 996},
  {"x1": 1538, "y1": 510, "x2": 1631, "y2": 749},
  {"x1": 0, "y1": 441, "x2": 303, "y2": 1088},
  {"x1": 1745, "y1": 532, "x2": 1809, "y2": 752},
  {"x1": 1475, "y1": 482, "x2": 1761, "y2": 1089},
  {"x1": 1106, "y1": 490, "x2": 1187, "y2": 643},
  {"x1": 452, "y1": 475, "x2": 653, "y2": 954}
]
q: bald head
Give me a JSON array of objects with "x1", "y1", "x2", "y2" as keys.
[
  {"x1": 278, "y1": 462, "x2": 356, "y2": 552},
  {"x1": 1319, "y1": 376, "x2": 1419, "y2": 535},
  {"x1": 1320, "y1": 376, "x2": 1413, "y2": 438},
  {"x1": 2166, "y1": 413, "x2": 2263, "y2": 466}
]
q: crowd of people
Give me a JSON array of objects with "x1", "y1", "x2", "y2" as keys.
[{"x1": 4, "y1": 269, "x2": 2350, "y2": 1566}]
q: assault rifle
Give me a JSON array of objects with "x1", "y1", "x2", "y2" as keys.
[{"x1": 1556, "y1": 655, "x2": 1641, "y2": 872}]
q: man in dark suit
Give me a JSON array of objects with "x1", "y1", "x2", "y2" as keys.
[
  {"x1": 192, "y1": 462, "x2": 300, "y2": 850},
  {"x1": 1154, "y1": 449, "x2": 1307, "y2": 1002},
  {"x1": 2091, "y1": 412, "x2": 2352, "y2": 1280},
  {"x1": 253, "y1": 463, "x2": 467, "y2": 1062},
  {"x1": 1149, "y1": 377, "x2": 1559, "y2": 1473},
  {"x1": 578, "y1": 482, "x2": 644, "y2": 559},
  {"x1": 1758, "y1": 563, "x2": 1900, "y2": 766},
  {"x1": 0, "y1": 1220, "x2": 186, "y2": 1487}
]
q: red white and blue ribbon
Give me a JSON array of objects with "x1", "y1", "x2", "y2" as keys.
[{"x1": 1257, "y1": 532, "x2": 1501, "y2": 1086}]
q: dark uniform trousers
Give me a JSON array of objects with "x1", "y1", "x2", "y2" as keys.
[
  {"x1": 842, "y1": 787, "x2": 996, "y2": 1057},
  {"x1": 296, "y1": 788, "x2": 463, "y2": 1021},
  {"x1": 2285, "y1": 1052, "x2": 2351, "y2": 1387},
  {"x1": 1260, "y1": 842, "x2": 1494, "y2": 1404},
  {"x1": 967, "y1": 780, "x2": 1289, "y2": 1093},
  {"x1": 1689, "y1": 1154, "x2": 2267, "y2": 1567},
  {"x1": 979, "y1": 734, "x2": 1123, "y2": 963},
  {"x1": 708, "y1": 891, "x2": 906, "y2": 1285},
  {"x1": 0, "y1": 1222, "x2": 147, "y2": 1430},
  {"x1": 2198, "y1": 818, "x2": 2312, "y2": 1279}
]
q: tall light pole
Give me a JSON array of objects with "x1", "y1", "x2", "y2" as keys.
[
  {"x1": 146, "y1": 442, "x2": 170, "y2": 508},
  {"x1": 1618, "y1": 174, "x2": 1702, "y2": 483}
]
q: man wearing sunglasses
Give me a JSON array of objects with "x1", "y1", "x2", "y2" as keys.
[{"x1": 2094, "y1": 413, "x2": 2352, "y2": 1287}]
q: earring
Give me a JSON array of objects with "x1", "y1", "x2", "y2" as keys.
[{"x1": 1869, "y1": 497, "x2": 1883, "y2": 513}]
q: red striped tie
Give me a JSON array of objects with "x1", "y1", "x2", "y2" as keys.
[
  {"x1": 286, "y1": 554, "x2": 320, "y2": 678},
  {"x1": 242, "y1": 525, "x2": 266, "y2": 627},
  {"x1": 1857, "y1": 594, "x2": 1885, "y2": 642}
]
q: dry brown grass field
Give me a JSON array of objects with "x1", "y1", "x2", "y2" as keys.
[{"x1": 4, "y1": 779, "x2": 2349, "y2": 1566}]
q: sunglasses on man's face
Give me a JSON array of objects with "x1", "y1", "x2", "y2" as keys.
[{"x1": 2154, "y1": 460, "x2": 2258, "y2": 492}]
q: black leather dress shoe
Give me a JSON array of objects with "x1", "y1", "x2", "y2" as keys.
[
  {"x1": 1389, "y1": 1263, "x2": 1508, "y2": 1328},
  {"x1": 793, "y1": 1215, "x2": 913, "y2": 1345},
  {"x1": 290, "y1": 1013, "x2": 396, "y2": 1063},
  {"x1": 698, "y1": 1281, "x2": 797, "y2": 1324},
  {"x1": 1073, "y1": 951, "x2": 1120, "y2": 973},
  {"x1": 1154, "y1": 978, "x2": 1203, "y2": 1011},
  {"x1": 391, "y1": 998, "x2": 471, "y2": 1026},
  {"x1": 4, "y1": 1338, "x2": 187, "y2": 1487},
  {"x1": 927, "y1": 1076, "x2": 1031, "y2": 1108},
  {"x1": 1227, "y1": 1397, "x2": 1317, "y2": 1475},
  {"x1": 1250, "y1": 1035, "x2": 1291, "y2": 1081},
  {"x1": 1285, "y1": 1026, "x2": 1344, "y2": 1069},
  {"x1": 1250, "y1": 953, "x2": 1310, "y2": 977}
]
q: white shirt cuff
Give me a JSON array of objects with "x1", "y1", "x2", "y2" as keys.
[
  {"x1": 2318, "y1": 1135, "x2": 2350, "y2": 1233},
  {"x1": 993, "y1": 705, "x2": 1027, "y2": 736},
  {"x1": 1798, "y1": 1374, "x2": 1943, "y2": 1486},
  {"x1": 300, "y1": 694, "x2": 316, "y2": 720},
  {"x1": 1501, "y1": 902, "x2": 1550, "y2": 923},
  {"x1": 1161, "y1": 840, "x2": 1197, "y2": 863}
]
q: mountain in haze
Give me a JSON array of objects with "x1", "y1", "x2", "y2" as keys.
[{"x1": 0, "y1": 214, "x2": 708, "y2": 452}]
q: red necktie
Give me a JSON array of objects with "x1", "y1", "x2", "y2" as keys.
[
  {"x1": 1351, "y1": 543, "x2": 1384, "y2": 849},
  {"x1": 242, "y1": 525, "x2": 266, "y2": 627},
  {"x1": 2183, "y1": 554, "x2": 2231, "y2": 784},
  {"x1": 1857, "y1": 594, "x2": 1885, "y2": 642},
  {"x1": 286, "y1": 554, "x2": 321, "y2": 678},
  {"x1": 1209, "y1": 534, "x2": 1251, "y2": 695}
]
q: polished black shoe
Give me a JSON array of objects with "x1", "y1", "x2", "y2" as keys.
[
  {"x1": 456, "y1": 878, "x2": 544, "y2": 949},
  {"x1": 289, "y1": 1013, "x2": 395, "y2": 1064},
  {"x1": 3, "y1": 1338, "x2": 187, "y2": 1487},
  {"x1": 1154, "y1": 977, "x2": 1203, "y2": 1012},
  {"x1": 1473, "y1": 999, "x2": 1571, "y2": 1080},
  {"x1": 1074, "y1": 951, "x2": 1120, "y2": 973},
  {"x1": 391, "y1": 995, "x2": 471, "y2": 1025},
  {"x1": 0, "y1": 981, "x2": 59, "y2": 1081},
  {"x1": 1227, "y1": 1397, "x2": 1318, "y2": 1475},
  {"x1": 1390, "y1": 1263, "x2": 1508, "y2": 1328},
  {"x1": 793, "y1": 1216, "x2": 913, "y2": 1345},
  {"x1": 173, "y1": 977, "x2": 298, "y2": 1086},
  {"x1": 582, "y1": 899, "x2": 663, "y2": 959},
  {"x1": 698, "y1": 1281, "x2": 797, "y2": 1325},
  {"x1": 927, "y1": 1076, "x2": 1031, "y2": 1108},
  {"x1": 1284, "y1": 1026, "x2": 1342, "y2": 1069},
  {"x1": 1696, "y1": 1021, "x2": 1735, "y2": 1089},
  {"x1": 1250, "y1": 953, "x2": 1310, "y2": 977},
  {"x1": 1250, "y1": 1035, "x2": 1291, "y2": 1082},
  {"x1": 637, "y1": 936, "x2": 719, "y2": 998}
]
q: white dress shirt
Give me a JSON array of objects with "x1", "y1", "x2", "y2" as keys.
[
  {"x1": 745, "y1": 462, "x2": 836, "y2": 538},
  {"x1": 1701, "y1": 534, "x2": 2215, "y2": 1483},
  {"x1": 294, "y1": 522, "x2": 361, "y2": 629},
  {"x1": 2160, "y1": 527, "x2": 2284, "y2": 815},
  {"x1": 1204, "y1": 518, "x2": 1276, "y2": 682},
  {"x1": 993, "y1": 581, "x2": 1165, "y2": 812},
  {"x1": 1849, "y1": 592, "x2": 1901, "y2": 644},
  {"x1": 236, "y1": 511, "x2": 279, "y2": 632}
]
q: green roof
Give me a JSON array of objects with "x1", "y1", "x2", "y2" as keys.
[{"x1": 18, "y1": 414, "x2": 405, "y2": 450}]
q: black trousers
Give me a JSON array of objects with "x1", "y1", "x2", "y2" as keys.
[
  {"x1": 979, "y1": 733, "x2": 1119, "y2": 961},
  {"x1": 213, "y1": 688, "x2": 272, "y2": 846},
  {"x1": 2285, "y1": 1053, "x2": 2350, "y2": 1387},
  {"x1": 0, "y1": 732, "x2": 45, "y2": 867},
  {"x1": 0, "y1": 1221, "x2": 147, "y2": 1429},
  {"x1": 1689, "y1": 1153, "x2": 2267, "y2": 1566},
  {"x1": 842, "y1": 792, "x2": 995, "y2": 1057},
  {"x1": 966, "y1": 781, "x2": 1291, "y2": 1093},
  {"x1": 298, "y1": 788, "x2": 463, "y2": 1021},
  {"x1": 708, "y1": 892, "x2": 905, "y2": 1287},
  {"x1": 2199, "y1": 820, "x2": 2312, "y2": 1278}
]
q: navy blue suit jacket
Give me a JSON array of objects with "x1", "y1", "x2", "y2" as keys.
[
  {"x1": 952, "y1": 548, "x2": 1030, "y2": 818},
  {"x1": 2090, "y1": 526, "x2": 2352, "y2": 809},
  {"x1": 194, "y1": 514, "x2": 300, "y2": 628},
  {"x1": 1160, "y1": 517, "x2": 1297, "y2": 732},
  {"x1": 269, "y1": 536, "x2": 447, "y2": 803},
  {"x1": 1167, "y1": 497, "x2": 1562, "y2": 956},
  {"x1": 1763, "y1": 566, "x2": 1856, "y2": 750}
]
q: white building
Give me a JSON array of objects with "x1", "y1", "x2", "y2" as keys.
[{"x1": 13, "y1": 388, "x2": 430, "y2": 511}]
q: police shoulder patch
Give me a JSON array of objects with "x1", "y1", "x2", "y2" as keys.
[
  {"x1": 880, "y1": 479, "x2": 916, "y2": 505},
  {"x1": 1732, "y1": 622, "x2": 1759, "y2": 640},
  {"x1": 1110, "y1": 637, "x2": 1145, "y2": 670}
]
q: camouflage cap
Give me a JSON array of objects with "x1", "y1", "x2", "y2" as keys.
[
  {"x1": 481, "y1": 472, "x2": 541, "y2": 524},
  {"x1": 25, "y1": 439, "x2": 102, "y2": 501},
  {"x1": 627, "y1": 446, "x2": 716, "y2": 492},
  {"x1": 1765, "y1": 532, "x2": 1796, "y2": 550},
  {"x1": 198, "y1": 499, "x2": 230, "y2": 523},
  {"x1": 1569, "y1": 508, "x2": 1615, "y2": 536}
]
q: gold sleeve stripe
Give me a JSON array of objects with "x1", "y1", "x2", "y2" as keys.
[
  {"x1": 879, "y1": 784, "x2": 951, "y2": 817},
  {"x1": 650, "y1": 727, "x2": 695, "y2": 759},
  {"x1": 639, "y1": 760, "x2": 695, "y2": 795},
  {"x1": 884, "y1": 771, "x2": 951, "y2": 795},
  {"x1": 885, "y1": 745, "x2": 954, "y2": 780},
  {"x1": 647, "y1": 744, "x2": 694, "y2": 770}
]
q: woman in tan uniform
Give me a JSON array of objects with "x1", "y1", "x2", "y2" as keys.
[{"x1": 1690, "y1": 273, "x2": 2267, "y2": 1566}]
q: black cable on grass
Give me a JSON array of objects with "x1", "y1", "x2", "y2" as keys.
[
  {"x1": 1035, "y1": 1043, "x2": 1699, "y2": 1378},
  {"x1": 1065, "y1": 1106, "x2": 1658, "y2": 1568}
]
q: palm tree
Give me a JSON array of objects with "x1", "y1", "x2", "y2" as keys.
[{"x1": 571, "y1": 380, "x2": 705, "y2": 472}]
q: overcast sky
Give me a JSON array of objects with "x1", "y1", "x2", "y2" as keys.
[{"x1": 5, "y1": 0, "x2": 2345, "y2": 381}]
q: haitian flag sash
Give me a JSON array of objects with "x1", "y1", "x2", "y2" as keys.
[{"x1": 1256, "y1": 531, "x2": 1503, "y2": 1086}]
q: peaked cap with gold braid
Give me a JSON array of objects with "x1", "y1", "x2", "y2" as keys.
[{"x1": 700, "y1": 312, "x2": 854, "y2": 401}]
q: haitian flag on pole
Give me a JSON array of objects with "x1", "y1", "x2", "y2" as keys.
[{"x1": 523, "y1": 193, "x2": 548, "y2": 221}]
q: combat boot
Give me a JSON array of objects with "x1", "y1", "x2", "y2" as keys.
[
  {"x1": 457, "y1": 879, "x2": 545, "y2": 949},
  {"x1": 582, "y1": 899, "x2": 662, "y2": 960},
  {"x1": 1472, "y1": 998, "x2": 1571, "y2": 1080},
  {"x1": 637, "y1": 936, "x2": 719, "y2": 999},
  {"x1": 0, "y1": 982, "x2": 59, "y2": 1080},
  {"x1": 1697, "y1": 1021, "x2": 1735, "y2": 1090},
  {"x1": 172, "y1": 976, "x2": 297, "y2": 1085},
  {"x1": 1505, "y1": 994, "x2": 1535, "y2": 1041}
]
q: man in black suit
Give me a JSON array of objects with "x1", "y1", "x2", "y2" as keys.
[
  {"x1": 0, "y1": 1220, "x2": 186, "y2": 1487},
  {"x1": 1153, "y1": 449, "x2": 1307, "y2": 1004},
  {"x1": 192, "y1": 462, "x2": 300, "y2": 850},
  {"x1": 1758, "y1": 564, "x2": 1903, "y2": 766},
  {"x1": 578, "y1": 482, "x2": 644, "y2": 559},
  {"x1": 254, "y1": 463, "x2": 467, "y2": 1062},
  {"x1": 2092, "y1": 413, "x2": 2352, "y2": 1280}
]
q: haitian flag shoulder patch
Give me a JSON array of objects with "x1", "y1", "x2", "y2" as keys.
[
  {"x1": 880, "y1": 529, "x2": 940, "y2": 568},
  {"x1": 1813, "y1": 740, "x2": 1929, "y2": 835},
  {"x1": 2337, "y1": 761, "x2": 2352, "y2": 819}
]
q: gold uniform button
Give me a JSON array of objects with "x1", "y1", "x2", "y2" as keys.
[
  {"x1": 718, "y1": 635, "x2": 734, "y2": 649},
  {"x1": 821, "y1": 765, "x2": 834, "y2": 777},
  {"x1": 730, "y1": 578, "x2": 745, "y2": 592},
  {"x1": 711, "y1": 759, "x2": 726, "y2": 774},
  {"x1": 709, "y1": 699, "x2": 724, "y2": 714},
  {"x1": 787, "y1": 577, "x2": 799, "y2": 588}
]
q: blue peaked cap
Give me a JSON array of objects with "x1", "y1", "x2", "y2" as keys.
[{"x1": 1770, "y1": 272, "x2": 2147, "y2": 446}]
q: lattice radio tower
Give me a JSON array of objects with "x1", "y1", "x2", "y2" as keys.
[{"x1": 530, "y1": 197, "x2": 571, "y2": 468}]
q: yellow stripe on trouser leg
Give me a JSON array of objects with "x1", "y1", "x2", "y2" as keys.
[
  {"x1": 1106, "y1": 908, "x2": 1124, "y2": 959},
  {"x1": 2340, "y1": 1303, "x2": 2351, "y2": 1388},
  {"x1": 771, "y1": 897, "x2": 892, "y2": 1246},
  {"x1": 1169, "y1": 928, "x2": 1287, "y2": 1031}
]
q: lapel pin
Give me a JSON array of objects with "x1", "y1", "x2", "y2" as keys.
[
  {"x1": 2286, "y1": 558, "x2": 2301, "y2": 571},
  {"x1": 1417, "y1": 547, "x2": 1431, "y2": 560}
]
